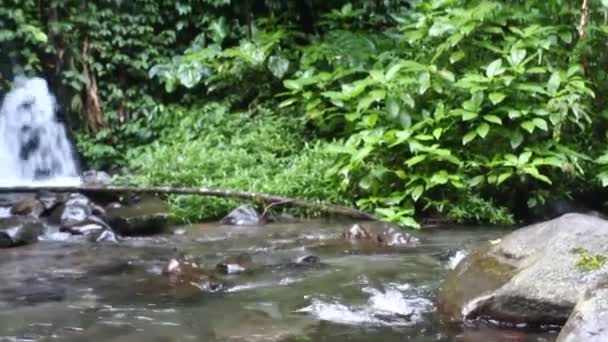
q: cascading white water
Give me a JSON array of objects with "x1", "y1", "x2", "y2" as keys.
[{"x1": 0, "y1": 76, "x2": 80, "y2": 185}]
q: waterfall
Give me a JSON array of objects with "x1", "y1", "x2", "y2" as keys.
[{"x1": 0, "y1": 76, "x2": 81, "y2": 185}]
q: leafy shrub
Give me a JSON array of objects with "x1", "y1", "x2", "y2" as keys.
[{"x1": 125, "y1": 103, "x2": 345, "y2": 222}]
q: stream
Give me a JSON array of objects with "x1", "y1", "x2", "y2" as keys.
[{"x1": 0, "y1": 220, "x2": 559, "y2": 342}]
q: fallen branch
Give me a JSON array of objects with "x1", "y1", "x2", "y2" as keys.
[{"x1": 0, "y1": 185, "x2": 377, "y2": 221}]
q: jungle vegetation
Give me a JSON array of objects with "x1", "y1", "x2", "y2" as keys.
[{"x1": 2, "y1": 0, "x2": 608, "y2": 227}]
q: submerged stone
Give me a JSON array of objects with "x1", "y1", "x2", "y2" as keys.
[
  {"x1": 437, "y1": 213, "x2": 608, "y2": 327},
  {"x1": 220, "y1": 205, "x2": 264, "y2": 226},
  {"x1": 216, "y1": 253, "x2": 255, "y2": 274},
  {"x1": 0, "y1": 216, "x2": 45, "y2": 247},
  {"x1": 343, "y1": 224, "x2": 372, "y2": 240},
  {"x1": 106, "y1": 197, "x2": 169, "y2": 236},
  {"x1": 162, "y1": 256, "x2": 224, "y2": 293},
  {"x1": 10, "y1": 197, "x2": 45, "y2": 218}
]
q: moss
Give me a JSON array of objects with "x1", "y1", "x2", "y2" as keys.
[{"x1": 571, "y1": 248, "x2": 607, "y2": 272}]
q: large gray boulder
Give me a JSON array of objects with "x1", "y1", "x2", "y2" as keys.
[
  {"x1": 438, "y1": 213, "x2": 608, "y2": 326},
  {"x1": 557, "y1": 280, "x2": 608, "y2": 342}
]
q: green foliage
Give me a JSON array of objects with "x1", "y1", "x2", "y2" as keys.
[
  {"x1": 279, "y1": 0, "x2": 606, "y2": 226},
  {"x1": 7, "y1": 0, "x2": 608, "y2": 226},
  {"x1": 572, "y1": 248, "x2": 607, "y2": 272},
  {"x1": 125, "y1": 102, "x2": 345, "y2": 222}
]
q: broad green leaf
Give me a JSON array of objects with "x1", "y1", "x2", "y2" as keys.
[
  {"x1": 489, "y1": 92, "x2": 506, "y2": 104},
  {"x1": 533, "y1": 118, "x2": 548, "y2": 131},
  {"x1": 450, "y1": 51, "x2": 465, "y2": 64},
  {"x1": 177, "y1": 62, "x2": 203, "y2": 88},
  {"x1": 386, "y1": 97, "x2": 400, "y2": 118},
  {"x1": 405, "y1": 154, "x2": 427, "y2": 167},
  {"x1": 521, "y1": 120, "x2": 535, "y2": 133},
  {"x1": 278, "y1": 98, "x2": 297, "y2": 108},
  {"x1": 497, "y1": 172, "x2": 512, "y2": 184},
  {"x1": 283, "y1": 79, "x2": 302, "y2": 91},
  {"x1": 484, "y1": 115, "x2": 502, "y2": 125},
  {"x1": 385, "y1": 64, "x2": 402, "y2": 81},
  {"x1": 523, "y1": 166, "x2": 552, "y2": 184},
  {"x1": 418, "y1": 72, "x2": 431, "y2": 94},
  {"x1": 357, "y1": 89, "x2": 386, "y2": 112},
  {"x1": 267, "y1": 56, "x2": 290, "y2": 79},
  {"x1": 509, "y1": 48, "x2": 526, "y2": 66},
  {"x1": 599, "y1": 171, "x2": 608, "y2": 187},
  {"x1": 477, "y1": 123, "x2": 490, "y2": 138},
  {"x1": 411, "y1": 185, "x2": 424, "y2": 201},
  {"x1": 486, "y1": 59, "x2": 504, "y2": 78},
  {"x1": 433, "y1": 127, "x2": 443, "y2": 140},
  {"x1": 430, "y1": 171, "x2": 449, "y2": 185},
  {"x1": 462, "y1": 111, "x2": 478, "y2": 121},
  {"x1": 429, "y1": 22, "x2": 456, "y2": 37},
  {"x1": 510, "y1": 130, "x2": 524, "y2": 149},
  {"x1": 518, "y1": 151, "x2": 532, "y2": 164},
  {"x1": 399, "y1": 216, "x2": 421, "y2": 229},
  {"x1": 462, "y1": 130, "x2": 477, "y2": 145},
  {"x1": 209, "y1": 17, "x2": 228, "y2": 43},
  {"x1": 439, "y1": 69, "x2": 455, "y2": 82},
  {"x1": 508, "y1": 109, "x2": 521, "y2": 119},
  {"x1": 468, "y1": 175, "x2": 485, "y2": 187},
  {"x1": 547, "y1": 71, "x2": 561, "y2": 94}
]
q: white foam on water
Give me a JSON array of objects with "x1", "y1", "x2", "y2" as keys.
[
  {"x1": 447, "y1": 250, "x2": 468, "y2": 269},
  {"x1": 0, "y1": 207, "x2": 11, "y2": 218},
  {"x1": 297, "y1": 284, "x2": 433, "y2": 326},
  {"x1": 0, "y1": 77, "x2": 80, "y2": 184}
]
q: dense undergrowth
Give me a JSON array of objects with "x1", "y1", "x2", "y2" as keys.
[{"x1": 4, "y1": 0, "x2": 608, "y2": 226}]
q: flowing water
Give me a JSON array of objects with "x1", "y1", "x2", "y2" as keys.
[
  {"x1": 0, "y1": 76, "x2": 80, "y2": 184},
  {"x1": 0, "y1": 220, "x2": 559, "y2": 342}
]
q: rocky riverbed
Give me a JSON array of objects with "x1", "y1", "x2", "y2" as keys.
[{"x1": 0, "y1": 200, "x2": 559, "y2": 341}]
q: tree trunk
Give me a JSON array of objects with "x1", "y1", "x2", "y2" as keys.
[
  {"x1": 82, "y1": 38, "x2": 105, "y2": 132},
  {"x1": 0, "y1": 184, "x2": 377, "y2": 221}
]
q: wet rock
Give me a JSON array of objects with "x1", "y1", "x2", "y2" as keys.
[
  {"x1": 0, "y1": 216, "x2": 45, "y2": 247},
  {"x1": 10, "y1": 197, "x2": 45, "y2": 218},
  {"x1": 61, "y1": 215, "x2": 110, "y2": 232},
  {"x1": 162, "y1": 256, "x2": 223, "y2": 292},
  {"x1": 106, "y1": 197, "x2": 169, "y2": 236},
  {"x1": 81, "y1": 170, "x2": 112, "y2": 186},
  {"x1": 437, "y1": 213, "x2": 608, "y2": 326},
  {"x1": 220, "y1": 205, "x2": 264, "y2": 226},
  {"x1": 342, "y1": 224, "x2": 372, "y2": 240},
  {"x1": 295, "y1": 255, "x2": 320, "y2": 265},
  {"x1": 0, "y1": 193, "x2": 34, "y2": 207},
  {"x1": 48, "y1": 193, "x2": 94, "y2": 226},
  {"x1": 268, "y1": 212, "x2": 297, "y2": 223},
  {"x1": 88, "y1": 229, "x2": 119, "y2": 243},
  {"x1": 216, "y1": 253, "x2": 255, "y2": 274},
  {"x1": 376, "y1": 228, "x2": 419, "y2": 247},
  {"x1": 285, "y1": 255, "x2": 324, "y2": 270},
  {"x1": 557, "y1": 280, "x2": 608, "y2": 342},
  {"x1": 37, "y1": 192, "x2": 66, "y2": 212}
]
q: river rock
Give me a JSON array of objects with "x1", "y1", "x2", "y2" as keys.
[
  {"x1": 10, "y1": 197, "x2": 45, "y2": 218},
  {"x1": 343, "y1": 224, "x2": 372, "y2": 240},
  {"x1": 557, "y1": 280, "x2": 608, "y2": 342},
  {"x1": 0, "y1": 216, "x2": 45, "y2": 247},
  {"x1": 216, "y1": 253, "x2": 255, "y2": 274},
  {"x1": 81, "y1": 170, "x2": 112, "y2": 186},
  {"x1": 220, "y1": 205, "x2": 264, "y2": 226},
  {"x1": 437, "y1": 213, "x2": 608, "y2": 326},
  {"x1": 376, "y1": 227, "x2": 419, "y2": 247},
  {"x1": 106, "y1": 197, "x2": 169, "y2": 236},
  {"x1": 0, "y1": 193, "x2": 34, "y2": 207},
  {"x1": 163, "y1": 256, "x2": 223, "y2": 292}
]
